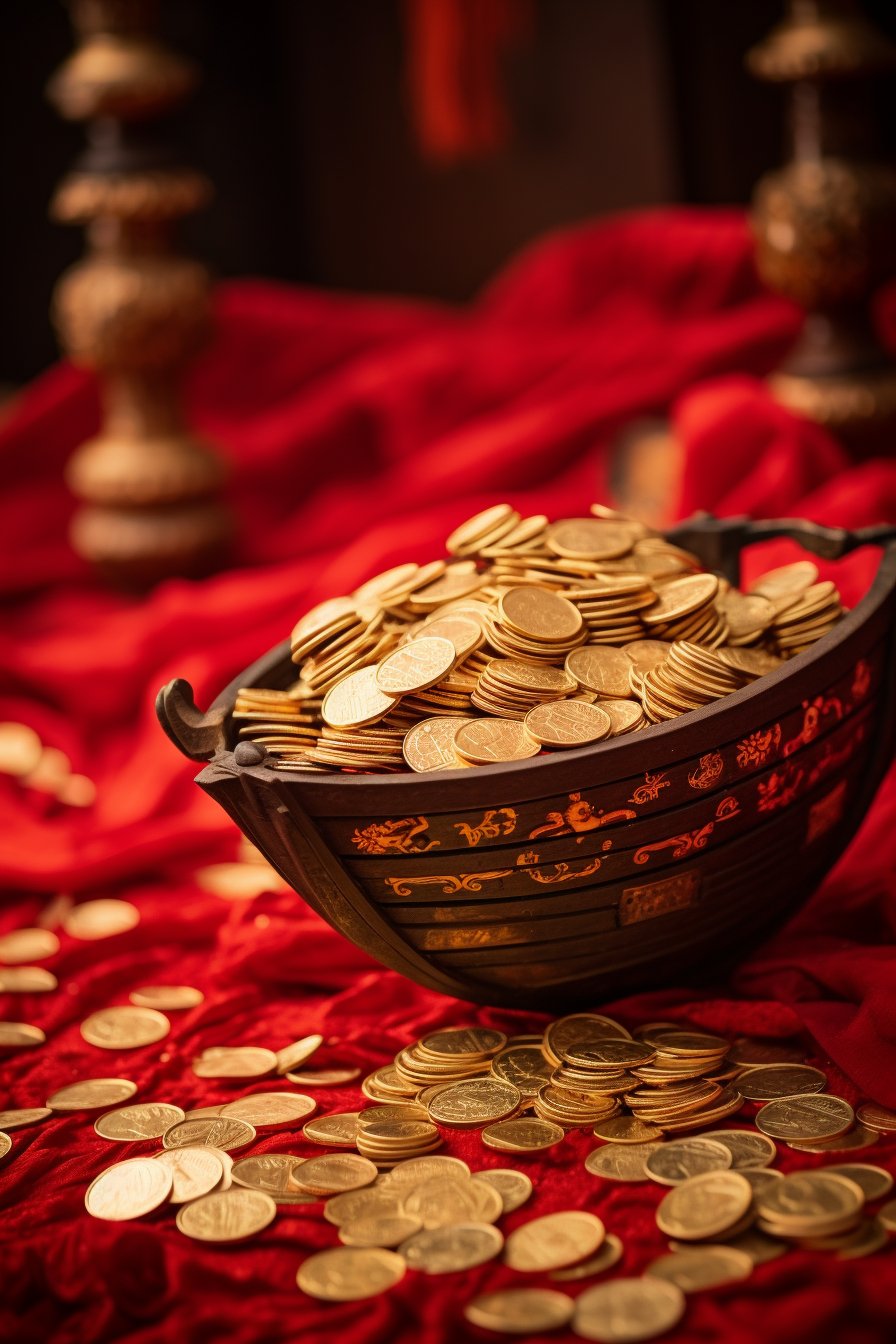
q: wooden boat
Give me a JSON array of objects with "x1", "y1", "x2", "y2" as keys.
[{"x1": 157, "y1": 514, "x2": 896, "y2": 1010}]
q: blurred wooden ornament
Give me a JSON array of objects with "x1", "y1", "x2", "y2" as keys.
[
  {"x1": 748, "y1": 0, "x2": 896, "y2": 441},
  {"x1": 47, "y1": 0, "x2": 231, "y2": 587}
]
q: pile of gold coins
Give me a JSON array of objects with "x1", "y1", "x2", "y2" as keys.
[
  {"x1": 5, "y1": 996, "x2": 896, "y2": 1339},
  {"x1": 231, "y1": 504, "x2": 843, "y2": 772}
]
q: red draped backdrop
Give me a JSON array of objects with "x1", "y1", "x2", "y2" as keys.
[{"x1": 3, "y1": 209, "x2": 896, "y2": 1343}]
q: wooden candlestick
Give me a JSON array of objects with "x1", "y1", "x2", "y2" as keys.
[
  {"x1": 748, "y1": 1, "x2": 896, "y2": 441},
  {"x1": 47, "y1": 0, "x2": 231, "y2": 586}
]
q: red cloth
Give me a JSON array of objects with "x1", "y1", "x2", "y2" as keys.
[{"x1": 3, "y1": 208, "x2": 896, "y2": 1343}]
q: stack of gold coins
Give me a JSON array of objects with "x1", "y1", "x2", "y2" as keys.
[
  {"x1": 640, "y1": 574, "x2": 727, "y2": 646},
  {"x1": 754, "y1": 1172, "x2": 866, "y2": 1247},
  {"x1": 768, "y1": 581, "x2": 844, "y2": 657},
  {"x1": 482, "y1": 588, "x2": 587, "y2": 664},
  {"x1": 356, "y1": 1118, "x2": 443, "y2": 1166},
  {"x1": 361, "y1": 1066, "x2": 421, "y2": 1104},
  {"x1": 393, "y1": 1028, "x2": 507, "y2": 1091},
  {"x1": 565, "y1": 577, "x2": 657, "y2": 644},
  {"x1": 472, "y1": 659, "x2": 577, "y2": 719},
  {"x1": 635, "y1": 642, "x2": 749, "y2": 723},
  {"x1": 717, "y1": 646, "x2": 783, "y2": 680},
  {"x1": 305, "y1": 726, "x2": 407, "y2": 773},
  {"x1": 446, "y1": 504, "x2": 525, "y2": 556}
]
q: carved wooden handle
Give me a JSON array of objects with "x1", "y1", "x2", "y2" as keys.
[
  {"x1": 666, "y1": 512, "x2": 896, "y2": 583},
  {"x1": 156, "y1": 678, "x2": 228, "y2": 762}
]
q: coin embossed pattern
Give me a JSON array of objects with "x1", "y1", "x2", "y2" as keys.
[{"x1": 233, "y1": 506, "x2": 843, "y2": 775}]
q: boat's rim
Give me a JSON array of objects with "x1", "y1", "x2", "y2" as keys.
[{"x1": 205, "y1": 536, "x2": 896, "y2": 812}]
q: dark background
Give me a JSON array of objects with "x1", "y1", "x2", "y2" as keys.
[{"x1": 1, "y1": 0, "x2": 895, "y2": 387}]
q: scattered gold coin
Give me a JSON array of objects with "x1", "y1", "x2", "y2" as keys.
[
  {"x1": 192, "y1": 1046, "x2": 278, "y2": 1078},
  {"x1": 129, "y1": 986, "x2": 204, "y2": 1010},
  {"x1": 737, "y1": 1063, "x2": 827, "y2": 1101},
  {"x1": 47, "y1": 1078, "x2": 137, "y2": 1111},
  {"x1": 593, "y1": 1116, "x2": 663, "y2": 1144},
  {"x1": 504, "y1": 1211, "x2": 605, "y2": 1272},
  {"x1": 428, "y1": 1078, "x2": 521, "y2": 1128},
  {"x1": 175, "y1": 1188, "x2": 277, "y2": 1241},
  {"x1": 85, "y1": 1157, "x2": 173, "y2": 1221},
  {"x1": 63, "y1": 900, "x2": 140, "y2": 940},
  {"x1": 378, "y1": 1155, "x2": 471, "y2": 1188},
  {"x1": 656, "y1": 1171, "x2": 753, "y2": 1240},
  {"x1": 291, "y1": 1153, "x2": 378, "y2": 1195},
  {"x1": 152, "y1": 1147, "x2": 225, "y2": 1202},
  {"x1": 698, "y1": 1129, "x2": 776, "y2": 1169},
  {"x1": 81, "y1": 1007, "x2": 170, "y2": 1050},
  {"x1": 402, "y1": 715, "x2": 475, "y2": 771},
  {"x1": 756, "y1": 1171, "x2": 864, "y2": 1234},
  {"x1": 321, "y1": 666, "x2": 396, "y2": 730},
  {"x1": 231, "y1": 1153, "x2": 313, "y2": 1203},
  {"x1": 94, "y1": 1103, "x2": 185, "y2": 1141},
  {"x1": 465, "y1": 1288, "x2": 574, "y2": 1334},
  {"x1": 787, "y1": 1124, "x2": 879, "y2": 1154},
  {"x1": 585, "y1": 1142, "x2": 663, "y2": 1182},
  {"x1": 0, "y1": 966, "x2": 58, "y2": 992},
  {"x1": 0, "y1": 1107, "x2": 52, "y2": 1131},
  {"x1": 275, "y1": 1033, "x2": 323, "y2": 1074},
  {"x1": 339, "y1": 1214, "x2": 422, "y2": 1247},
  {"x1": 877, "y1": 1199, "x2": 896, "y2": 1231},
  {"x1": 286, "y1": 1067, "x2": 361, "y2": 1087},
  {"x1": 0, "y1": 928, "x2": 60, "y2": 964},
  {"x1": 755, "y1": 1094, "x2": 854, "y2": 1141},
  {"x1": 855, "y1": 1103, "x2": 896, "y2": 1134},
  {"x1": 162, "y1": 1116, "x2": 256, "y2": 1152},
  {"x1": 472, "y1": 1168, "x2": 532, "y2": 1213},
  {"x1": 453, "y1": 717, "x2": 541, "y2": 765},
  {"x1": 572, "y1": 1276, "x2": 685, "y2": 1342},
  {"x1": 0, "y1": 1023, "x2": 45, "y2": 1048},
  {"x1": 490, "y1": 1045, "x2": 554, "y2": 1097},
  {"x1": 218, "y1": 1092, "x2": 316, "y2": 1128},
  {"x1": 550, "y1": 1233, "x2": 624, "y2": 1281},
  {"x1": 645, "y1": 1137, "x2": 732, "y2": 1186},
  {"x1": 825, "y1": 1164, "x2": 893, "y2": 1202},
  {"x1": 523, "y1": 700, "x2": 612, "y2": 749},
  {"x1": 482, "y1": 1117, "x2": 565, "y2": 1152},
  {"x1": 303, "y1": 1112, "x2": 361, "y2": 1146},
  {"x1": 398, "y1": 1221, "x2": 504, "y2": 1274},
  {"x1": 0, "y1": 1132, "x2": 11, "y2": 1160},
  {"x1": 376, "y1": 637, "x2": 457, "y2": 697},
  {"x1": 297, "y1": 1246, "x2": 406, "y2": 1299},
  {"x1": 646, "y1": 1246, "x2": 753, "y2": 1293},
  {"x1": 324, "y1": 1187, "x2": 407, "y2": 1226},
  {"x1": 404, "y1": 1175, "x2": 502, "y2": 1229}
]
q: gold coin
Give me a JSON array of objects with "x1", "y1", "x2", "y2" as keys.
[
  {"x1": 325, "y1": 1187, "x2": 407, "y2": 1225},
  {"x1": 408, "y1": 570, "x2": 483, "y2": 609},
  {"x1": 599, "y1": 699, "x2": 643, "y2": 735},
  {"x1": 545, "y1": 1015, "x2": 631, "y2": 1064},
  {"x1": 737, "y1": 1064, "x2": 827, "y2": 1101},
  {"x1": 47, "y1": 1078, "x2": 137, "y2": 1111},
  {"x1": 375, "y1": 638, "x2": 457, "y2": 697},
  {"x1": 698, "y1": 1129, "x2": 776, "y2": 1168},
  {"x1": 482, "y1": 1118, "x2": 565, "y2": 1151},
  {"x1": 498, "y1": 587, "x2": 584, "y2": 642},
  {"x1": 565, "y1": 646, "x2": 634, "y2": 698},
  {"x1": 357, "y1": 1119, "x2": 440, "y2": 1152},
  {"x1": 453, "y1": 718, "x2": 541, "y2": 765},
  {"x1": 755, "y1": 1094, "x2": 854, "y2": 1141},
  {"x1": 563, "y1": 1039, "x2": 654, "y2": 1069},
  {"x1": 292, "y1": 1153, "x2": 378, "y2": 1194},
  {"x1": 0, "y1": 721, "x2": 42, "y2": 775},
  {"x1": 0, "y1": 1022, "x2": 45, "y2": 1048},
  {"x1": 787, "y1": 1124, "x2": 879, "y2": 1154},
  {"x1": 446, "y1": 504, "x2": 515, "y2": 553},
  {"x1": 641, "y1": 573, "x2": 718, "y2": 624},
  {"x1": 716, "y1": 646, "x2": 782, "y2": 678},
  {"x1": 192, "y1": 1046, "x2": 278, "y2": 1078},
  {"x1": 63, "y1": 900, "x2": 140, "y2": 940},
  {"x1": 399, "y1": 1221, "x2": 504, "y2": 1273},
  {"x1": 128, "y1": 985, "x2": 204, "y2": 1010},
  {"x1": 403, "y1": 716, "x2": 475, "y2": 771},
  {"x1": 94, "y1": 1103, "x2": 185, "y2": 1141},
  {"x1": 0, "y1": 966, "x2": 58, "y2": 993},
  {"x1": 321, "y1": 666, "x2": 396, "y2": 729},
  {"x1": 740, "y1": 1168, "x2": 784, "y2": 1195},
  {"x1": 645, "y1": 1138, "x2": 732, "y2": 1186},
  {"x1": 302, "y1": 1112, "x2": 361, "y2": 1145},
  {"x1": 0, "y1": 928, "x2": 60, "y2": 964},
  {"x1": 85, "y1": 1157, "x2": 173, "y2": 1221},
  {"x1": 550, "y1": 1233, "x2": 624, "y2": 1281},
  {"x1": 358, "y1": 1104, "x2": 429, "y2": 1127},
  {"x1": 162, "y1": 1117, "x2": 256, "y2": 1152},
  {"x1": 573, "y1": 1276, "x2": 685, "y2": 1343},
  {"x1": 585, "y1": 1142, "x2": 663, "y2": 1183},
  {"x1": 0, "y1": 1132, "x2": 9, "y2": 1160},
  {"x1": 546, "y1": 518, "x2": 635, "y2": 560},
  {"x1": 524, "y1": 700, "x2": 612, "y2": 749},
  {"x1": 490, "y1": 1046, "x2": 554, "y2": 1097},
  {"x1": 836, "y1": 1218, "x2": 889, "y2": 1259},
  {"x1": 378, "y1": 1154, "x2": 471, "y2": 1187},
  {"x1": 339, "y1": 1213, "x2": 422, "y2": 1247},
  {"x1": 472, "y1": 1169, "x2": 532, "y2": 1213},
  {"x1": 656, "y1": 1171, "x2": 753, "y2": 1240},
  {"x1": 650, "y1": 1029, "x2": 729, "y2": 1056},
  {"x1": 176, "y1": 1188, "x2": 277, "y2": 1241},
  {"x1": 287, "y1": 1067, "x2": 361, "y2": 1087},
  {"x1": 419, "y1": 1027, "x2": 506, "y2": 1057},
  {"x1": 298, "y1": 1246, "x2": 407, "y2": 1299},
  {"x1": 466, "y1": 1288, "x2": 575, "y2": 1334},
  {"x1": 716, "y1": 590, "x2": 775, "y2": 637},
  {"x1": 504, "y1": 1210, "x2": 605, "y2": 1272},
  {"x1": 825, "y1": 1164, "x2": 893, "y2": 1201},
  {"x1": 218, "y1": 1092, "x2": 316, "y2": 1128},
  {"x1": 750, "y1": 560, "x2": 818, "y2": 601},
  {"x1": 428, "y1": 1078, "x2": 521, "y2": 1127},
  {"x1": 0, "y1": 1107, "x2": 52, "y2": 1131},
  {"x1": 81, "y1": 1007, "x2": 170, "y2": 1050},
  {"x1": 757, "y1": 1171, "x2": 864, "y2": 1231},
  {"x1": 877, "y1": 1198, "x2": 896, "y2": 1230},
  {"x1": 646, "y1": 1246, "x2": 753, "y2": 1293},
  {"x1": 152, "y1": 1146, "x2": 225, "y2": 1202},
  {"x1": 274, "y1": 1034, "x2": 323, "y2": 1073},
  {"x1": 418, "y1": 615, "x2": 483, "y2": 658},
  {"x1": 231, "y1": 1153, "x2": 312, "y2": 1202},
  {"x1": 593, "y1": 1116, "x2": 663, "y2": 1144},
  {"x1": 856, "y1": 1103, "x2": 896, "y2": 1134},
  {"x1": 404, "y1": 1175, "x2": 502, "y2": 1228}
]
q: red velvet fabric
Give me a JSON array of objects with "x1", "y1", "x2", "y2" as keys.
[{"x1": 3, "y1": 208, "x2": 896, "y2": 1344}]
